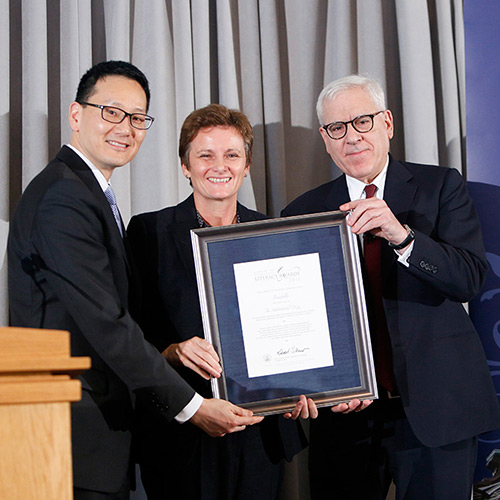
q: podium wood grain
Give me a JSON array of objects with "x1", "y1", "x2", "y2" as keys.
[{"x1": 0, "y1": 327, "x2": 90, "y2": 500}]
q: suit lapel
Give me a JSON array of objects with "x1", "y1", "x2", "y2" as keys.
[
  {"x1": 166, "y1": 197, "x2": 265, "y2": 274},
  {"x1": 168, "y1": 196, "x2": 199, "y2": 276},
  {"x1": 381, "y1": 157, "x2": 417, "y2": 272},
  {"x1": 324, "y1": 175, "x2": 351, "y2": 210},
  {"x1": 383, "y1": 157, "x2": 416, "y2": 225},
  {"x1": 57, "y1": 146, "x2": 130, "y2": 272},
  {"x1": 237, "y1": 203, "x2": 266, "y2": 222},
  {"x1": 325, "y1": 160, "x2": 416, "y2": 219}
]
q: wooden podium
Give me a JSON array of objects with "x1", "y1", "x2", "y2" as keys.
[{"x1": 0, "y1": 327, "x2": 90, "y2": 500}]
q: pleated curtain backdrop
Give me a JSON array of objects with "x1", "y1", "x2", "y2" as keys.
[{"x1": 0, "y1": 1, "x2": 466, "y2": 498}]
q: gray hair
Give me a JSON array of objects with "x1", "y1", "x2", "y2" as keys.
[{"x1": 316, "y1": 74, "x2": 387, "y2": 125}]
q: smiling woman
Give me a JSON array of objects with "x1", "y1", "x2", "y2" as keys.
[
  {"x1": 178, "y1": 104, "x2": 253, "y2": 226},
  {"x1": 127, "y1": 104, "x2": 306, "y2": 500},
  {"x1": 182, "y1": 125, "x2": 249, "y2": 224}
]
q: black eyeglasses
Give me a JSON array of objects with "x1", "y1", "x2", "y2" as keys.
[
  {"x1": 79, "y1": 102, "x2": 155, "y2": 130},
  {"x1": 322, "y1": 111, "x2": 384, "y2": 140}
]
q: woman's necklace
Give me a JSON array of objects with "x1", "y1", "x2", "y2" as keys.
[{"x1": 195, "y1": 210, "x2": 240, "y2": 228}]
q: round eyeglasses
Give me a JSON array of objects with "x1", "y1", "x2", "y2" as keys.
[
  {"x1": 79, "y1": 101, "x2": 155, "y2": 130},
  {"x1": 322, "y1": 111, "x2": 384, "y2": 140}
]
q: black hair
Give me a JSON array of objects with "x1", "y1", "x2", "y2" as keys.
[{"x1": 75, "y1": 60, "x2": 151, "y2": 111}]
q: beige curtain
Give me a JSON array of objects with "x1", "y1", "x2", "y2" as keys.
[{"x1": 1, "y1": 1, "x2": 466, "y2": 498}]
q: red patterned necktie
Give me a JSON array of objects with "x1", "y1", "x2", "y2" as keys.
[{"x1": 363, "y1": 184, "x2": 396, "y2": 392}]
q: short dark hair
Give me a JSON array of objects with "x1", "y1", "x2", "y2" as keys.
[
  {"x1": 75, "y1": 60, "x2": 151, "y2": 111},
  {"x1": 179, "y1": 104, "x2": 253, "y2": 167}
]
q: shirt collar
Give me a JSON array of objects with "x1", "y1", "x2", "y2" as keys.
[
  {"x1": 345, "y1": 155, "x2": 389, "y2": 201},
  {"x1": 66, "y1": 144, "x2": 111, "y2": 193}
]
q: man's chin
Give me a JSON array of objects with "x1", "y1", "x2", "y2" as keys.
[{"x1": 107, "y1": 156, "x2": 135, "y2": 169}]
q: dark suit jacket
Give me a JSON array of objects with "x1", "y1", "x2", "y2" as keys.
[
  {"x1": 7, "y1": 146, "x2": 196, "y2": 493},
  {"x1": 282, "y1": 156, "x2": 500, "y2": 447},
  {"x1": 127, "y1": 195, "x2": 306, "y2": 472}
]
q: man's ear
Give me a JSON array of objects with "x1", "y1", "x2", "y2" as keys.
[
  {"x1": 69, "y1": 102, "x2": 82, "y2": 132},
  {"x1": 319, "y1": 126, "x2": 330, "y2": 147},
  {"x1": 384, "y1": 109, "x2": 394, "y2": 140}
]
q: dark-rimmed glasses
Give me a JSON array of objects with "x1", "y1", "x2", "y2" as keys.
[
  {"x1": 322, "y1": 111, "x2": 384, "y2": 140},
  {"x1": 79, "y1": 101, "x2": 155, "y2": 130}
]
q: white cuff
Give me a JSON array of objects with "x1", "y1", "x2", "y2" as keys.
[
  {"x1": 395, "y1": 240, "x2": 414, "y2": 267},
  {"x1": 174, "y1": 393, "x2": 203, "y2": 423}
]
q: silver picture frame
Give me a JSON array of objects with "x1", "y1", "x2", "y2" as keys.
[{"x1": 191, "y1": 211, "x2": 378, "y2": 415}]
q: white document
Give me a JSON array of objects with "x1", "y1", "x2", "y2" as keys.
[{"x1": 233, "y1": 253, "x2": 334, "y2": 378}]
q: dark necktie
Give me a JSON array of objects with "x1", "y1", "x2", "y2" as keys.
[
  {"x1": 104, "y1": 185, "x2": 123, "y2": 237},
  {"x1": 363, "y1": 184, "x2": 396, "y2": 393}
]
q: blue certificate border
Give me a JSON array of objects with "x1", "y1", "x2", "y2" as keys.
[{"x1": 191, "y1": 212, "x2": 377, "y2": 414}]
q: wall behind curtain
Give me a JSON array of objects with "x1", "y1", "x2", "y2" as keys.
[{"x1": 1, "y1": 1, "x2": 466, "y2": 498}]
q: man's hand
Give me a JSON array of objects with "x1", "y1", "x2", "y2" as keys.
[
  {"x1": 189, "y1": 398, "x2": 264, "y2": 437},
  {"x1": 162, "y1": 337, "x2": 222, "y2": 380},
  {"x1": 284, "y1": 394, "x2": 319, "y2": 420},
  {"x1": 331, "y1": 398, "x2": 372, "y2": 414},
  {"x1": 340, "y1": 198, "x2": 408, "y2": 248},
  {"x1": 283, "y1": 396, "x2": 372, "y2": 419}
]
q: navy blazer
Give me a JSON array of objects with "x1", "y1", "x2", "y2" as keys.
[
  {"x1": 8, "y1": 146, "x2": 196, "y2": 492},
  {"x1": 282, "y1": 156, "x2": 500, "y2": 447},
  {"x1": 128, "y1": 195, "x2": 306, "y2": 467}
]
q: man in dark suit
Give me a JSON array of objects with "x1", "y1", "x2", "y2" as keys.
[
  {"x1": 282, "y1": 74, "x2": 500, "y2": 500},
  {"x1": 7, "y1": 60, "x2": 262, "y2": 500}
]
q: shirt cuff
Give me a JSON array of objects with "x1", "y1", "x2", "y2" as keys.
[
  {"x1": 174, "y1": 393, "x2": 203, "y2": 423},
  {"x1": 395, "y1": 240, "x2": 414, "y2": 267}
]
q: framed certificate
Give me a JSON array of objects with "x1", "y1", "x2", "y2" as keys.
[{"x1": 191, "y1": 211, "x2": 378, "y2": 415}]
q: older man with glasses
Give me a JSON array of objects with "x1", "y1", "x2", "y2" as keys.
[{"x1": 282, "y1": 74, "x2": 500, "y2": 500}]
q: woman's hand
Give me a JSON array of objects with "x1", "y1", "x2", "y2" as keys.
[{"x1": 162, "y1": 337, "x2": 222, "y2": 380}]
